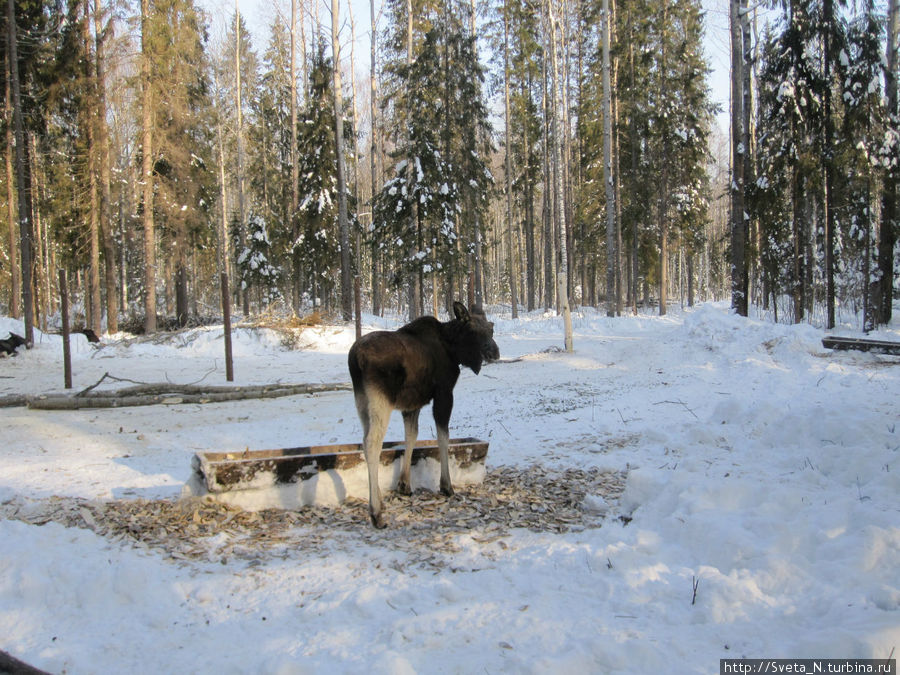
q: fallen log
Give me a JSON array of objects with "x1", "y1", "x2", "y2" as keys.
[
  {"x1": 822, "y1": 336, "x2": 900, "y2": 356},
  {"x1": 0, "y1": 649, "x2": 52, "y2": 675},
  {"x1": 26, "y1": 381, "x2": 351, "y2": 410},
  {"x1": 0, "y1": 394, "x2": 28, "y2": 408}
]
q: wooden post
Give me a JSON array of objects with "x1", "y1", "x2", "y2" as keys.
[
  {"x1": 221, "y1": 272, "x2": 234, "y2": 382},
  {"x1": 354, "y1": 275, "x2": 362, "y2": 340},
  {"x1": 59, "y1": 269, "x2": 72, "y2": 389}
]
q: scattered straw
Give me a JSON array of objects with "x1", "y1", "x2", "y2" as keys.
[{"x1": 1, "y1": 466, "x2": 625, "y2": 570}]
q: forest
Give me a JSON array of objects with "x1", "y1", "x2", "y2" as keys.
[{"x1": 0, "y1": 0, "x2": 897, "y2": 341}]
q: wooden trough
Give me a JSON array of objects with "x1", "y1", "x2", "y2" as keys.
[{"x1": 187, "y1": 438, "x2": 489, "y2": 510}]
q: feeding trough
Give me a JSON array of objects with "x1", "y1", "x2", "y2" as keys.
[{"x1": 185, "y1": 438, "x2": 489, "y2": 511}]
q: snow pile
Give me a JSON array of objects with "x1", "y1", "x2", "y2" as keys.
[{"x1": 1, "y1": 302, "x2": 898, "y2": 673}]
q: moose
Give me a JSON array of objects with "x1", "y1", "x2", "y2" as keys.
[
  {"x1": 348, "y1": 302, "x2": 500, "y2": 528},
  {"x1": 0, "y1": 332, "x2": 27, "y2": 357}
]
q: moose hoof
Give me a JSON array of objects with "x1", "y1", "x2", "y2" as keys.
[
  {"x1": 440, "y1": 482, "x2": 455, "y2": 498},
  {"x1": 396, "y1": 479, "x2": 412, "y2": 496},
  {"x1": 370, "y1": 510, "x2": 387, "y2": 529}
]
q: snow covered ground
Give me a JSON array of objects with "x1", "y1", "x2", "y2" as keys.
[{"x1": 1, "y1": 302, "x2": 898, "y2": 674}]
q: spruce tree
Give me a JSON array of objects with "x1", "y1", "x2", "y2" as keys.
[
  {"x1": 237, "y1": 211, "x2": 281, "y2": 306},
  {"x1": 296, "y1": 41, "x2": 353, "y2": 309},
  {"x1": 375, "y1": 0, "x2": 492, "y2": 314}
]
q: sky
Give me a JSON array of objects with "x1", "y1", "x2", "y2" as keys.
[{"x1": 199, "y1": 0, "x2": 738, "y2": 133}]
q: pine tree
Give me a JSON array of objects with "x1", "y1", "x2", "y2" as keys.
[{"x1": 145, "y1": 0, "x2": 215, "y2": 326}]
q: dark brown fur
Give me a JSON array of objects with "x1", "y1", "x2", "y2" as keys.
[
  {"x1": 348, "y1": 302, "x2": 499, "y2": 527},
  {"x1": 0, "y1": 333, "x2": 27, "y2": 357}
]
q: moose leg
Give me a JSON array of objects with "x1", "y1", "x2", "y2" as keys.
[
  {"x1": 433, "y1": 392, "x2": 454, "y2": 497},
  {"x1": 360, "y1": 388, "x2": 391, "y2": 528},
  {"x1": 398, "y1": 409, "x2": 419, "y2": 496}
]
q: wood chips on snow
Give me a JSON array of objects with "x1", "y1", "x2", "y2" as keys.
[{"x1": 1, "y1": 466, "x2": 625, "y2": 570}]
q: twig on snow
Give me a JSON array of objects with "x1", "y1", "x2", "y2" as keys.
[{"x1": 652, "y1": 399, "x2": 699, "y2": 420}]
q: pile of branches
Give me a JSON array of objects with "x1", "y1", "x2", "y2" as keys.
[
  {"x1": 1, "y1": 466, "x2": 626, "y2": 570},
  {"x1": 116, "y1": 314, "x2": 224, "y2": 335}
]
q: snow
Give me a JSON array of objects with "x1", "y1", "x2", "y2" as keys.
[{"x1": 1, "y1": 302, "x2": 899, "y2": 673}]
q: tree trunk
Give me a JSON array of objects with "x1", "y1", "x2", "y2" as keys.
[
  {"x1": 4, "y1": 78, "x2": 19, "y2": 319},
  {"x1": 876, "y1": 0, "x2": 898, "y2": 325},
  {"x1": 291, "y1": 0, "x2": 301, "y2": 314},
  {"x1": 503, "y1": 3, "x2": 518, "y2": 318},
  {"x1": 369, "y1": 0, "x2": 381, "y2": 316},
  {"x1": 792, "y1": 170, "x2": 803, "y2": 323},
  {"x1": 348, "y1": 1, "x2": 361, "y2": 322},
  {"x1": 175, "y1": 261, "x2": 188, "y2": 327},
  {"x1": 235, "y1": 0, "x2": 248, "y2": 315},
  {"x1": 405, "y1": 0, "x2": 420, "y2": 320},
  {"x1": 6, "y1": 0, "x2": 35, "y2": 345},
  {"x1": 612, "y1": 0, "x2": 623, "y2": 316},
  {"x1": 547, "y1": 0, "x2": 573, "y2": 350},
  {"x1": 602, "y1": 0, "x2": 616, "y2": 318},
  {"x1": 823, "y1": 0, "x2": 835, "y2": 329},
  {"x1": 687, "y1": 253, "x2": 694, "y2": 307},
  {"x1": 332, "y1": 0, "x2": 352, "y2": 321},
  {"x1": 541, "y1": 27, "x2": 553, "y2": 312},
  {"x1": 94, "y1": 0, "x2": 117, "y2": 334},
  {"x1": 729, "y1": 0, "x2": 748, "y2": 317},
  {"x1": 141, "y1": 0, "x2": 157, "y2": 333},
  {"x1": 658, "y1": 0, "x2": 669, "y2": 317},
  {"x1": 741, "y1": 0, "x2": 753, "y2": 312},
  {"x1": 215, "y1": 73, "x2": 231, "y2": 285},
  {"x1": 29, "y1": 136, "x2": 51, "y2": 330},
  {"x1": 83, "y1": 0, "x2": 102, "y2": 336}
]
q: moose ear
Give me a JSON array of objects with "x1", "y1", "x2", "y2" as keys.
[{"x1": 453, "y1": 301, "x2": 470, "y2": 323}]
